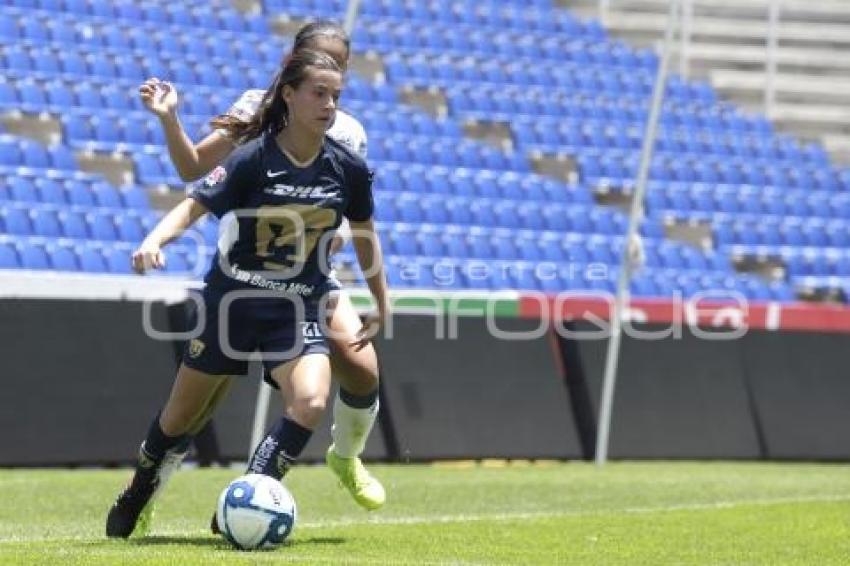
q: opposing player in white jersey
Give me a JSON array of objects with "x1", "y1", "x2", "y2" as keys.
[{"x1": 126, "y1": 21, "x2": 385, "y2": 537}]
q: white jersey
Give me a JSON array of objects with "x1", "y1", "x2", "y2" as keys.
[{"x1": 223, "y1": 89, "x2": 368, "y2": 159}]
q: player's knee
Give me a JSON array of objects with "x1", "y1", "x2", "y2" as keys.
[
  {"x1": 332, "y1": 354, "x2": 379, "y2": 394},
  {"x1": 290, "y1": 393, "x2": 328, "y2": 428},
  {"x1": 159, "y1": 405, "x2": 198, "y2": 436},
  {"x1": 342, "y1": 367, "x2": 379, "y2": 395}
]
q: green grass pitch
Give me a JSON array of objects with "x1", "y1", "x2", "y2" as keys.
[{"x1": 0, "y1": 462, "x2": 848, "y2": 564}]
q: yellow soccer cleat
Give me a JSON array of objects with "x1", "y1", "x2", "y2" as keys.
[
  {"x1": 325, "y1": 445, "x2": 386, "y2": 511},
  {"x1": 132, "y1": 502, "x2": 154, "y2": 538}
]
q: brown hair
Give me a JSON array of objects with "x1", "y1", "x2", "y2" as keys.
[
  {"x1": 210, "y1": 21, "x2": 350, "y2": 142},
  {"x1": 211, "y1": 49, "x2": 341, "y2": 144},
  {"x1": 291, "y1": 20, "x2": 350, "y2": 65}
]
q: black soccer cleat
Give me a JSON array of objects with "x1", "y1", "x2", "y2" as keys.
[
  {"x1": 106, "y1": 479, "x2": 158, "y2": 538},
  {"x1": 105, "y1": 446, "x2": 162, "y2": 538}
]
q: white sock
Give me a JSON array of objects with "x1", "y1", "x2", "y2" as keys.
[{"x1": 331, "y1": 393, "x2": 379, "y2": 459}]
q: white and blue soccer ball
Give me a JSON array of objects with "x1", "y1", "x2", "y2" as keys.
[{"x1": 216, "y1": 473, "x2": 297, "y2": 551}]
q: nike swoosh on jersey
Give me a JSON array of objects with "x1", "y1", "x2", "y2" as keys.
[{"x1": 267, "y1": 169, "x2": 288, "y2": 178}]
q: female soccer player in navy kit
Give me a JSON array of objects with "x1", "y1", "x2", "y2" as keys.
[
  {"x1": 116, "y1": 22, "x2": 385, "y2": 537},
  {"x1": 106, "y1": 49, "x2": 389, "y2": 538}
]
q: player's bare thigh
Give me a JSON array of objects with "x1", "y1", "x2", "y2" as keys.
[{"x1": 325, "y1": 290, "x2": 379, "y2": 395}]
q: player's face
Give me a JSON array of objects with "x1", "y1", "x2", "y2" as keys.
[
  {"x1": 309, "y1": 37, "x2": 349, "y2": 72},
  {"x1": 283, "y1": 68, "x2": 343, "y2": 137}
]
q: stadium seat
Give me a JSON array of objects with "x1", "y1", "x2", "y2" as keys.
[
  {"x1": 89, "y1": 213, "x2": 118, "y2": 241},
  {"x1": 18, "y1": 241, "x2": 50, "y2": 270},
  {"x1": 0, "y1": 239, "x2": 18, "y2": 268},
  {"x1": 92, "y1": 183, "x2": 123, "y2": 208},
  {"x1": 2, "y1": 206, "x2": 32, "y2": 235},
  {"x1": 78, "y1": 247, "x2": 107, "y2": 272},
  {"x1": 31, "y1": 209, "x2": 62, "y2": 237},
  {"x1": 49, "y1": 246, "x2": 78, "y2": 271},
  {"x1": 59, "y1": 210, "x2": 88, "y2": 239}
]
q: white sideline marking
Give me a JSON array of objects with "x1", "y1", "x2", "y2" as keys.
[
  {"x1": 296, "y1": 493, "x2": 850, "y2": 529},
  {"x1": 1, "y1": 494, "x2": 848, "y2": 546}
]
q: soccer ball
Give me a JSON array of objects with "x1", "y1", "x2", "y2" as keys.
[{"x1": 216, "y1": 473, "x2": 297, "y2": 551}]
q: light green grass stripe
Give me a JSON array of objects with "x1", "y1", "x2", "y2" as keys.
[{"x1": 3, "y1": 493, "x2": 847, "y2": 545}]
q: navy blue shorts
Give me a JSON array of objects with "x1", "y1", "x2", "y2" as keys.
[{"x1": 181, "y1": 286, "x2": 330, "y2": 378}]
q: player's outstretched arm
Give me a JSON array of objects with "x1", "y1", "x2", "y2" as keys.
[
  {"x1": 349, "y1": 218, "x2": 390, "y2": 350},
  {"x1": 131, "y1": 198, "x2": 209, "y2": 274},
  {"x1": 139, "y1": 77, "x2": 235, "y2": 182}
]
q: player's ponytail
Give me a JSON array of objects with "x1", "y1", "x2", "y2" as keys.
[
  {"x1": 211, "y1": 49, "x2": 341, "y2": 144},
  {"x1": 292, "y1": 20, "x2": 350, "y2": 61}
]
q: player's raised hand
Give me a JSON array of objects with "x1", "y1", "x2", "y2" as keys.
[
  {"x1": 139, "y1": 78, "x2": 179, "y2": 118},
  {"x1": 131, "y1": 243, "x2": 166, "y2": 274}
]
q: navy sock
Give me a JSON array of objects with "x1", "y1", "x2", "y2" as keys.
[
  {"x1": 247, "y1": 417, "x2": 313, "y2": 480},
  {"x1": 140, "y1": 414, "x2": 188, "y2": 465},
  {"x1": 339, "y1": 387, "x2": 379, "y2": 409}
]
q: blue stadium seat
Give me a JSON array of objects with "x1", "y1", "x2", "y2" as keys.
[
  {"x1": 89, "y1": 213, "x2": 118, "y2": 240},
  {"x1": 467, "y1": 232, "x2": 494, "y2": 259},
  {"x1": 0, "y1": 80, "x2": 16, "y2": 109},
  {"x1": 121, "y1": 186, "x2": 150, "y2": 209},
  {"x1": 74, "y1": 84, "x2": 106, "y2": 110},
  {"x1": 163, "y1": 248, "x2": 190, "y2": 274},
  {"x1": 18, "y1": 241, "x2": 49, "y2": 270},
  {"x1": 0, "y1": 137, "x2": 22, "y2": 166},
  {"x1": 64, "y1": 113, "x2": 93, "y2": 141},
  {"x1": 49, "y1": 245, "x2": 79, "y2": 271},
  {"x1": 115, "y1": 213, "x2": 145, "y2": 242},
  {"x1": 78, "y1": 247, "x2": 107, "y2": 272},
  {"x1": 0, "y1": 13, "x2": 19, "y2": 41},
  {"x1": 91, "y1": 117, "x2": 121, "y2": 143},
  {"x1": 44, "y1": 80, "x2": 74, "y2": 109},
  {"x1": 65, "y1": 180, "x2": 96, "y2": 206},
  {"x1": 92, "y1": 183, "x2": 123, "y2": 208},
  {"x1": 141, "y1": 4, "x2": 170, "y2": 24},
  {"x1": 0, "y1": 241, "x2": 19, "y2": 268},
  {"x1": 89, "y1": 0, "x2": 116, "y2": 19},
  {"x1": 386, "y1": 230, "x2": 417, "y2": 256},
  {"x1": 46, "y1": 145, "x2": 75, "y2": 170},
  {"x1": 421, "y1": 195, "x2": 449, "y2": 224},
  {"x1": 3, "y1": 206, "x2": 32, "y2": 235},
  {"x1": 417, "y1": 232, "x2": 444, "y2": 257},
  {"x1": 62, "y1": 0, "x2": 89, "y2": 15},
  {"x1": 446, "y1": 198, "x2": 472, "y2": 224},
  {"x1": 115, "y1": 3, "x2": 144, "y2": 22},
  {"x1": 19, "y1": 141, "x2": 50, "y2": 169},
  {"x1": 102, "y1": 26, "x2": 132, "y2": 50},
  {"x1": 140, "y1": 210, "x2": 163, "y2": 232},
  {"x1": 88, "y1": 54, "x2": 119, "y2": 78},
  {"x1": 59, "y1": 210, "x2": 88, "y2": 239},
  {"x1": 128, "y1": 27, "x2": 157, "y2": 53},
  {"x1": 3, "y1": 46, "x2": 32, "y2": 72},
  {"x1": 31, "y1": 209, "x2": 62, "y2": 237},
  {"x1": 8, "y1": 176, "x2": 38, "y2": 203},
  {"x1": 134, "y1": 153, "x2": 167, "y2": 183},
  {"x1": 103, "y1": 245, "x2": 133, "y2": 274},
  {"x1": 57, "y1": 51, "x2": 87, "y2": 75}
]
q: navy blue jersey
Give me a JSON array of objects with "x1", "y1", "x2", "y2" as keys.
[{"x1": 190, "y1": 132, "x2": 374, "y2": 296}]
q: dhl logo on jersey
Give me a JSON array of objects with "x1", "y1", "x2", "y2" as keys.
[{"x1": 264, "y1": 184, "x2": 340, "y2": 199}]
